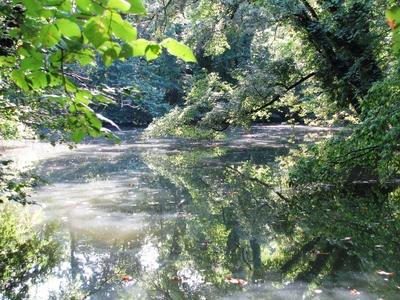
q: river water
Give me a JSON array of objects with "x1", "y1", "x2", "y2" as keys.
[{"x1": 1, "y1": 125, "x2": 399, "y2": 299}]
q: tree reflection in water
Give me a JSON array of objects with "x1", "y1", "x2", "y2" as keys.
[
  {"x1": 2, "y1": 127, "x2": 399, "y2": 299},
  {"x1": 0, "y1": 205, "x2": 60, "y2": 300},
  {"x1": 140, "y1": 145, "x2": 400, "y2": 299}
]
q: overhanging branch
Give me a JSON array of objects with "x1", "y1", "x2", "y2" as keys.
[{"x1": 249, "y1": 72, "x2": 316, "y2": 114}]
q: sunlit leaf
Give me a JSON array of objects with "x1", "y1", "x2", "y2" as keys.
[
  {"x1": 11, "y1": 70, "x2": 29, "y2": 91},
  {"x1": 129, "y1": 39, "x2": 149, "y2": 56},
  {"x1": 40, "y1": 24, "x2": 61, "y2": 47},
  {"x1": 108, "y1": 0, "x2": 131, "y2": 11},
  {"x1": 76, "y1": 0, "x2": 102, "y2": 13},
  {"x1": 27, "y1": 71, "x2": 48, "y2": 89},
  {"x1": 56, "y1": 19, "x2": 81, "y2": 38},
  {"x1": 110, "y1": 12, "x2": 137, "y2": 42},
  {"x1": 71, "y1": 127, "x2": 86, "y2": 142},
  {"x1": 145, "y1": 44, "x2": 161, "y2": 61},
  {"x1": 0, "y1": 56, "x2": 16, "y2": 67},
  {"x1": 84, "y1": 17, "x2": 110, "y2": 48},
  {"x1": 161, "y1": 38, "x2": 197, "y2": 63},
  {"x1": 127, "y1": 0, "x2": 146, "y2": 14}
]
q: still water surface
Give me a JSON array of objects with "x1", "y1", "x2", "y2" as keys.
[{"x1": 2, "y1": 126, "x2": 398, "y2": 299}]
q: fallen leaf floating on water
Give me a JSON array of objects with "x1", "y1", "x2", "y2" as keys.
[
  {"x1": 171, "y1": 275, "x2": 188, "y2": 283},
  {"x1": 387, "y1": 18, "x2": 397, "y2": 30},
  {"x1": 121, "y1": 275, "x2": 133, "y2": 282},
  {"x1": 350, "y1": 289, "x2": 361, "y2": 296},
  {"x1": 225, "y1": 275, "x2": 248, "y2": 287},
  {"x1": 377, "y1": 270, "x2": 395, "y2": 277}
]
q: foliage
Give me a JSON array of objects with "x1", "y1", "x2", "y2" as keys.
[
  {"x1": 1, "y1": 0, "x2": 400, "y2": 297},
  {"x1": 284, "y1": 75, "x2": 400, "y2": 188},
  {"x1": 0, "y1": 0, "x2": 196, "y2": 142},
  {"x1": 146, "y1": 72, "x2": 233, "y2": 137},
  {"x1": 145, "y1": 0, "x2": 391, "y2": 137}
]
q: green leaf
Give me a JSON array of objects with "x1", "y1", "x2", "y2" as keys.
[
  {"x1": 60, "y1": 0, "x2": 73, "y2": 12},
  {"x1": 84, "y1": 17, "x2": 110, "y2": 48},
  {"x1": 161, "y1": 38, "x2": 197, "y2": 63},
  {"x1": 22, "y1": 0, "x2": 43, "y2": 16},
  {"x1": 76, "y1": 90, "x2": 93, "y2": 105},
  {"x1": 65, "y1": 78, "x2": 78, "y2": 93},
  {"x1": 71, "y1": 127, "x2": 86, "y2": 143},
  {"x1": 129, "y1": 39, "x2": 149, "y2": 56},
  {"x1": 110, "y1": 13, "x2": 137, "y2": 42},
  {"x1": 88, "y1": 127, "x2": 102, "y2": 137},
  {"x1": 71, "y1": 49, "x2": 95, "y2": 65},
  {"x1": 20, "y1": 56, "x2": 43, "y2": 71},
  {"x1": 56, "y1": 19, "x2": 81, "y2": 38},
  {"x1": 120, "y1": 43, "x2": 134, "y2": 58},
  {"x1": 393, "y1": 30, "x2": 400, "y2": 55},
  {"x1": 87, "y1": 113, "x2": 102, "y2": 130},
  {"x1": 107, "y1": 0, "x2": 131, "y2": 11},
  {"x1": 145, "y1": 44, "x2": 161, "y2": 61},
  {"x1": 99, "y1": 41, "x2": 121, "y2": 66},
  {"x1": 0, "y1": 56, "x2": 16, "y2": 67},
  {"x1": 127, "y1": 0, "x2": 146, "y2": 14},
  {"x1": 27, "y1": 71, "x2": 48, "y2": 89},
  {"x1": 40, "y1": 24, "x2": 61, "y2": 47},
  {"x1": 48, "y1": 74, "x2": 63, "y2": 87},
  {"x1": 76, "y1": 0, "x2": 102, "y2": 13},
  {"x1": 11, "y1": 70, "x2": 29, "y2": 91},
  {"x1": 95, "y1": 94, "x2": 114, "y2": 104}
]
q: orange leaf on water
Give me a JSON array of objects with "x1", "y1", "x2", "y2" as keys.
[
  {"x1": 387, "y1": 19, "x2": 397, "y2": 30},
  {"x1": 225, "y1": 275, "x2": 248, "y2": 287},
  {"x1": 121, "y1": 275, "x2": 133, "y2": 282},
  {"x1": 350, "y1": 289, "x2": 361, "y2": 296},
  {"x1": 171, "y1": 276, "x2": 183, "y2": 283}
]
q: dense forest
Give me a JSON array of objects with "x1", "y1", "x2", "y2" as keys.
[{"x1": 1, "y1": 0, "x2": 400, "y2": 299}]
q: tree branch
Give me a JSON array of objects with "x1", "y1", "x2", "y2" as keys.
[
  {"x1": 300, "y1": 0, "x2": 319, "y2": 20},
  {"x1": 249, "y1": 72, "x2": 316, "y2": 114}
]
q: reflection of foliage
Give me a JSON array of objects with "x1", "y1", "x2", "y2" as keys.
[
  {"x1": 140, "y1": 138, "x2": 400, "y2": 299},
  {"x1": 45, "y1": 231, "x2": 144, "y2": 299},
  {"x1": 0, "y1": 205, "x2": 60, "y2": 299},
  {"x1": 142, "y1": 148, "x2": 283, "y2": 293},
  {"x1": 0, "y1": 160, "x2": 41, "y2": 205}
]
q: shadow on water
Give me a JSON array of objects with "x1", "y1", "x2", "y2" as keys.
[{"x1": 1, "y1": 125, "x2": 399, "y2": 299}]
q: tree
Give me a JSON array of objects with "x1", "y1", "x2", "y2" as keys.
[
  {"x1": 145, "y1": 0, "x2": 391, "y2": 136},
  {"x1": 0, "y1": 0, "x2": 196, "y2": 142}
]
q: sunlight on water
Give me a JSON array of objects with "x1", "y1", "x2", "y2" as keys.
[{"x1": 137, "y1": 241, "x2": 160, "y2": 271}]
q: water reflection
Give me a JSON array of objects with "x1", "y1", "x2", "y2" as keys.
[
  {"x1": 1, "y1": 126, "x2": 399, "y2": 299},
  {"x1": 0, "y1": 205, "x2": 60, "y2": 300}
]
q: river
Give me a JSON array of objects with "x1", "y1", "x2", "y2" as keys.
[{"x1": 1, "y1": 125, "x2": 398, "y2": 300}]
